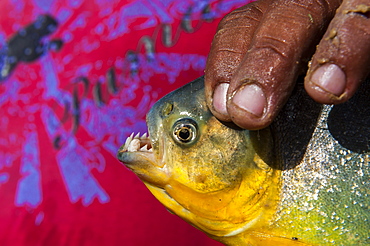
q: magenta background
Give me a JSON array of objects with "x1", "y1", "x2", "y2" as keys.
[{"x1": 0, "y1": 0, "x2": 250, "y2": 245}]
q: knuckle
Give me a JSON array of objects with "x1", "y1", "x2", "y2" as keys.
[
  {"x1": 275, "y1": 0, "x2": 340, "y2": 23},
  {"x1": 311, "y1": 0, "x2": 341, "y2": 12},
  {"x1": 218, "y1": 2, "x2": 264, "y2": 30},
  {"x1": 212, "y1": 28, "x2": 247, "y2": 56},
  {"x1": 254, "y1": 36, "x2": 291, "y2": 59}
]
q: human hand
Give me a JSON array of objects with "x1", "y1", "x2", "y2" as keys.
[{"x1": 205, "y1": 0, "x2": 370, "y2": 130}]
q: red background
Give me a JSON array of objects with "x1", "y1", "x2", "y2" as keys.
[{"x1": 0, "y1": 0, "x2": 249, "y2": 245}]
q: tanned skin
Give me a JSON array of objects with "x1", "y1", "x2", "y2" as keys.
[{"x1": 205, "y1": 0, "x2": 370, "y2": 130}]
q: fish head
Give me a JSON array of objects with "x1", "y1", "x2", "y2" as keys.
[{"x1": 118, "y1": 77, "x2": 279, "y2": 239}]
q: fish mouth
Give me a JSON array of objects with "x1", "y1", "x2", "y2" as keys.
[
  {"x1": 117, "y1": 132, "x2": 169, "y2": 188},
  {"x1": 118, "y1": 132, "x2": 153, "y2": 154}
]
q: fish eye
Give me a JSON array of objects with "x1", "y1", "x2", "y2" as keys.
[{"x1": 172, "y1": 118, "x2": 198, "y2": 145}]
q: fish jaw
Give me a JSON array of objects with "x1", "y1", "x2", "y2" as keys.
[
  {"x1": 117, "y1": 132, "x2": 169, "y2": 188},
  {"x1": 143, "y1": 160, "x2": 284, "y2": 242}
]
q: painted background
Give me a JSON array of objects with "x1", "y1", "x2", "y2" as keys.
[{"x1": 0, "y1": 0, "x2": 251, "y2": 245}]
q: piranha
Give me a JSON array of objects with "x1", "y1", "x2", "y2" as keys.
[{"x1": 117, "y1": 76, "x2": 369, "y2": 245}]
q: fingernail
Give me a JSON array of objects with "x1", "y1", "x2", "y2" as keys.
[
  {"x1": 213, "y1": 83, "x2": 229, "y2": 116},
  {"x1": 232, "y1": 84, "x2": 266, "y2": 117},
  {"x1": 311, "y1": 64, "x2": 346, "y2": 96}
]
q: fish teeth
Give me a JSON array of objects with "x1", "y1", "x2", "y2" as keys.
[
  {"x1": 122, "y1": 132, "x2": 152, "y2": 153},
  {"x1": 124, "y1": 133, "x2": 134, "y2": 146},
  {"x1": 140, "y1": 144, "x2": 149, "y2": 151},
  {"x1": 128, "y1": 139, "x2": 140, "y2": 152}
]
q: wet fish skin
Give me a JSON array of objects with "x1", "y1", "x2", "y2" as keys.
[{"x1": 118, "y1": 76, "x2": 369, "y2": 245}]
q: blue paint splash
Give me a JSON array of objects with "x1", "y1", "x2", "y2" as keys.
[
  {"x1": 41, "y1": 106, "x2": 110, "y2": 206},
  {"x1": 32, "y1": 0, "x2": 57, "y2": 12},
  {"x1": 0, "y1": 173, "x2": 9, "y2": 184},
  {"x1": 40, "y1": 56, "x2": 71, "y2": 105},
  {"x1": 140, "y1": 53, "x2": 207, "y2": 83},
  {"x1": 35, "y1": 211, "x2": 44, "y2": 226},
  {"x1": 15, "y1": 131, "x2": 42, "y2": 208},
  {"x1": 57, "y1": 139, "x2": 110, "y2": 206}
]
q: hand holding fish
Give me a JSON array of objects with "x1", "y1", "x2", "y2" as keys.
[
  {"x1": 205, "y1": 0, "x2": 370, "y2": 130},
  {"x1": 117, "y1": 1, "x2": 370, "y2": 244}
]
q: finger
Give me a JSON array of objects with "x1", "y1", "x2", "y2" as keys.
[
  {"x1": 226, "y1": 0, "x2": 341, "y2": 130},
  {"x1": 305, "y1": 0, "x2": 370, "y2": 104},
  {"x1": 205, "y1": 0, "x2": 271, "y2": 122}
]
